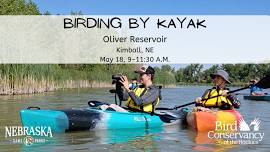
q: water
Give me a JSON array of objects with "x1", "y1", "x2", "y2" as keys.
[{"x1": 0, "y1": 86, "x2": 270, "y2": 152}]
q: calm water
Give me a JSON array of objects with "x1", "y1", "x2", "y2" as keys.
[{"x1": 0, "y1": 86, "x2": 270, "y2": 152}]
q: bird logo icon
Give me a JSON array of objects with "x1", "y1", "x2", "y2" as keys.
[{"x1": 239, "y1": 118, "x2": 261, "y2": 131}]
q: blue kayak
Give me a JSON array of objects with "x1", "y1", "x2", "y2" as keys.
[
  {"x1": 20, "y1": 107, "x2": 186, "y2": 133},
  {"x1": 243, "y1": 95, "x2": 270, "y2": 101}
]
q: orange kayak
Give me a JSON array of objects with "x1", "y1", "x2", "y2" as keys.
[{"x1": 186, "y1": 109, "x2": 243, "y2": 132}]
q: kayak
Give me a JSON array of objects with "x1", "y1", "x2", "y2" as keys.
[
  {"x1": 243, "y1": 95, "x2": 270, "y2": 101},
  {"x1": 185, "y1": 109, "x2": 243, "y2": 132},
  {"x1": 20, "y1": 107, "x2": 187, "y2": 133}
]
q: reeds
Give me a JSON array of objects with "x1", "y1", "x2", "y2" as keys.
[
  {"x1": 0, "y1": 64, "x2": 178, "y2": 95},
  {"x1": 0, "y1": 64, "x2": 116, "y2": 95}
]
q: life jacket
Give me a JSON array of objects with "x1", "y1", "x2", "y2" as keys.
[
  {"x1": 202, "y1": 87, "x2": 233, "y2": 109},
  {"x1": 125, "y1": 86, "x2": 160, "y2": 113}
]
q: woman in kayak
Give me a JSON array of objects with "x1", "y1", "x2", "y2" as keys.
[
  {"x1": 194, "y1": 70, "x2": 241, "y2": 111},
  {"x1": 249, "y1": 79, "x2": 265, "y2": 96},
  {"x1": 101, "y1": 65, "x2": 160, "y2": 113}
]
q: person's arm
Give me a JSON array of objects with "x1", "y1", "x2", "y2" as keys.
[
  {"x1": 119, "y1": 75, "x2": 159, "y2": 105},
  {"x1": 128, "y1": 87, "x2": 159, "y2": 106},
  {"x1": 121, "y1": 86, "x2": 130, "y2": 101},
  {"x1": 227, "y1": 93, "x2": 241, "y2": 109},
  {"x1": 221, "y1": 88, "x2": 241, "y2": 109},
  {"x1": 196, "y1": 89, "x2": 211, "y2": 107},
  {"x1": 116, "y1": 76, "x2": 131, "y2": 101}
]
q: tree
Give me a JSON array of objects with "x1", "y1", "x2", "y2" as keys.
[
  {"x1": 154, "y1": 65, "x2": 176, "y2": 86},
  {"x1": 161, "y1": 65, "x2": 172, "y2": 72},
  {"x1": 43, "y1": 11, "x2": 51, "y2": 15},
  {"x1": 0, "y1": 0, "x2": 40, "y2": 15},
  {"x1": 175, "y1": 68, "x2": 184, "y2": 82},
  {"x1": 202, "y1": 64, "x2": 219, "y2": 83},
  {"x1": 70, "y1": 11, "x2": 83, "y2": 15},
  {"x1": 182, "y1": 64, "x2": 203, "y2": 83}
]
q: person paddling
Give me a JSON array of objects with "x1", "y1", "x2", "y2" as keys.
[
  {"x1": 249, "y1": 79, "x2": 265, "y2": 96},
  {"x1": 194, "y1": 70, "x2": 240, "y2": 111},
  {"x1": 101, "y1": 65, "x2": 161, "y2": 113}
]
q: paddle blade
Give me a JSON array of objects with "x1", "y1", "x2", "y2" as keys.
[
  {"x1": 109, "y1": 89, "x2": 116, "y2": 93},
  {"x1": 88, "y1": 100, "x2": 109, "y2": 107},
  {"x1": 255, "y1": 75, "x2": 270, "y2": 89},
  {"x1": 158, "y1": 113, "x2": 178, "y2": 123}
]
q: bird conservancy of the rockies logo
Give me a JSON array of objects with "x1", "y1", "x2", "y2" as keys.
[
  {"x1": 4, "y1": 126, "x2": 53, "y2": 146},
  {"x1": 208, "y1": 118, "x2": 265, "y2": 144}
]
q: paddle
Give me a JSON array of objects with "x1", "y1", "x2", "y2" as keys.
[
  {"x1": 87, "y1": 100, "x2": 178, "y2": 123},
  {"x1": 235, "y1": 93, "x2": 250, "y2": 96},
  {"x1": 88, "y1": 100, "x2": 109, "y2": 107},
  {"x1": 157, "y1": 75, "x2": 270, "y2": 110}
]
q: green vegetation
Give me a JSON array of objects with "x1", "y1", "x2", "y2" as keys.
[
  {"x1": 154, "y1": 65, "x2": 176, "y2": 87},
  {"x1": 174, "y1": 64, "x2": 270, "y2": 85},
  {"x1": 1, "y1": 64, "x2": 269, "y2": 95},
  {"x1": 0, "y1": 64, "x2": 175, "y2": 95},
  {"x1": 0, "y1": 64, "x2": 138, "y2": 94},
  {"x1": 0, "y1": 0, "x2": 40, "y2": 15}
]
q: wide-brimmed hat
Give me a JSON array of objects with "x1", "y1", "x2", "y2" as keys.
[
  {"x1": 210, "y1": 70, "x2": 231, "y2": 84},
  {"x1": 134, "y1": 65, "x2": 155, "y2": 75}
]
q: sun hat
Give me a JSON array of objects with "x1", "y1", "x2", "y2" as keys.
[{"x1": 210, "y1": 69, "x2": 231, "y2": 84}]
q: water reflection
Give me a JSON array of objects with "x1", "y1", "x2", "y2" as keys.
[
  {"x1": 0, "y1": 87, "x2": 269, "y2": 152},
  {"x1": 19, "y1": 128, "x2": 161, "y2": 152},
  {"x1": 187, "y1": 130, "x2": 239, "y2": 152}
]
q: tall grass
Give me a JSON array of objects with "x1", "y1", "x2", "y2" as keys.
[
  {"x1": 0, "y1": 64, "x2": 129, "y2": 95},
  {"x1": 0, "y1": 64, "x2": 177, "y2": 95}
]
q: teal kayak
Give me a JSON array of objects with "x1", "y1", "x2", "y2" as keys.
[
  {"x1": 243, "y1": 95, "x2": 270, "y2": 101},
  {"x1": 20, "y1": 107, "x2": 187, "y2": 133}
]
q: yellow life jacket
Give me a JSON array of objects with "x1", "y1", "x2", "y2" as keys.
[
  {"x1": 125, "y1": 87, "x2": 160, "y2": 113},
  {"x1": 202, "y1": 88, "x2": 232, "y2": 108}
]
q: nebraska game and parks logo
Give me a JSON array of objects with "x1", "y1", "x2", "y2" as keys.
[
  {"x1": 208, "y1": 118, "x2": 265, "y2": 144},
  {"x1": 4, "y1": 126, "x2": 53, "y2": 146}
]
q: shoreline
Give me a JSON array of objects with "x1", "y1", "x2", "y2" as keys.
[
  {"x1": 0, "y1": 79, "x2": 177, "y2": 95},
  {"x1": 0, "y1": 79, "x2": 248, "y2": 96},
  {"x1": 0, "y1": 79, "x2": 114, "y2": 95}
]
